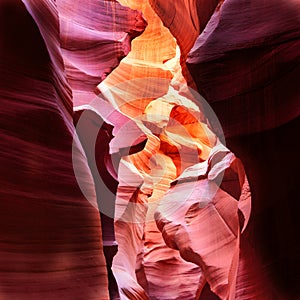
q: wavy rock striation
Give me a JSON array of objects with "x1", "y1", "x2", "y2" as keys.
[
  {"x1": 186, "y1": 1, "x2": 300, "y2": 298},
  {"x1": 0, "y1": 0, "x2": 109, "y2": 299},
  {"x1": 2, "y1": 0, "x2": 297, "y2": 299},
  {"x1": 155, "y1": 145, "x2": 253, "y2": 300},
  {"x1": 57, "y1": 0, "x2": 147, "y2": 108},
  {"x1": 150, "y1": 0, "x2": 300, "y2": 298}
]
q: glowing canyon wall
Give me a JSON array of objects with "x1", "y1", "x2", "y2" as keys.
[{"x1": 1, "y1": 0, "x2": 299, "y2": 300}]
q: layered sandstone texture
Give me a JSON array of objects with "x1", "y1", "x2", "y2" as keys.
[
  {"x1": 1, "y1": 0, "x2": 299, "y2": 300},
  {"x1": 0, "y1": 0, "x2": 109, "y2": 299},
  {"x1": 150, "y1": 0, "x2": 300, "y2": 299}
]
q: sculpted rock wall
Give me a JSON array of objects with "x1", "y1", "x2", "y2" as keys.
[
  {"x1": 1, "y1": 0, "x2": 154, "y2": 299},
  {"x1": 56, "y1": 1, "x2": 148, "y2": 298},
  {"x1": 2, "y1": 0, "x2": 298, "y2": 299},
  {"x1": 187, "y1": 0, "x2": 300, "y2": 137},
  {"x1": 148, "y1": 0, "x2": 221, "y2": 85},
  {"x1": 57, "y1": 0, "x2": 147, "y2": 107},
  {"x1": 155, "y1": 146, "x2": 255, "y2": 299},
  {"x1": 186, "y1": 1, "x2": 300, "y2": 298},
  {"x1": 150, "y1": 0, "x2": 300, "y2": 298},
  {"x1": 0, "y1": 0, "x2": 109, "y2": 299},
  {"x1": 98, "y1": 1, "x2": 215, "y2": 298}
]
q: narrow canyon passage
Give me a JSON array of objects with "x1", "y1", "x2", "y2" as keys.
[{"x1": 1, "y1": 1, "x2": 299, "y2": 300}]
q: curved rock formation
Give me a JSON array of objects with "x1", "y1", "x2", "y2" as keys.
[
  {"x1": 92, "y1": 1, "x2": 247, "y2": 299},
  {"x1": 2, "y1": 0, "x2": 297, "y2": 299},
  {"x1": 186, "y1": 1, "x2": 300, "y2": 298},
  {"x1": 57, "y1": 0, "x2": 147, "y2": 107},
  {"x1": 150, "y1": 0, "x2": 300, "y2": 298},
  {"x1": 155, "y1": 145, "x2": 253, "y2": 299},
  {"x1": 187, "y1": 0, "x2": 300, "y2": 137},
  {"x1": 0, "y1": 0, "x2": 109, "y2": 299},
  {"x1": 148, "y1": 0, "x2": 221, "y2": 85},
  {"x1": 74, "y1": 98, "x2": 148, "y2": 299},
  {"x1": 94, "y1": 1, "x2": 209, "y2": 299},
  {"x1": 56, "y1": 1, "x2": 148, "y2": 298}
]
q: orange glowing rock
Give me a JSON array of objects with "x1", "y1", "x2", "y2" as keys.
[
  {"x1": 88, "y1": 1, "x2": 233, "y2": 299},
  {"x1": 57, "y1": 0, "x2": 147, "y2": 107}
]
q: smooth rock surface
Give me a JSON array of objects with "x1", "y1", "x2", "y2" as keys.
[
  {"x1": 0, "y1": 1, "x2": 109, "y2": 299},
  {"x1": 57, "y1": 0, "x2": 147, "y2": 107}
]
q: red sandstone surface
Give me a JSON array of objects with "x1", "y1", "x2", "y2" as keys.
[{"x1": 1, "y1": 0, "x2": 299, "y2": 299}]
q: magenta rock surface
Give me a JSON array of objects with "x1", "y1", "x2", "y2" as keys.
[
  {"x1": 185, "y1": 0, "x2": 300, "y2": 298},
  {"x1": 0, "y1": 1, "x2": 109, "y2": 299},
  {"x1": 1, "y1": 0, "x2": 299, "y2": 299},
  {"x1": 57, "y1": 0, "x2": 147, "y2": 107},
  {"x1": 187, "y1": 0, "x2": 300, "y2": 137}
]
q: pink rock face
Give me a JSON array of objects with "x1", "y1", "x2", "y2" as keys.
[
  {"x1": 155, "y1": 145, "x2": 252, "y2": 300},
  {"x1": 57, "y1": 0, "x2": 147, "y2": 107},
  {"x1": 183, "y1": 0, "x2": 299, "y2": 298},
  {"x1": 0, "y1": 0, "x2": 149, "y2": 298},
  {"x1": 0, "y1": 1, "x2": 109, "y2": 299},
  {"x1": 147, "y1": 0, "x2": 299, "y2": 299},
  {"x1": 2, "y1": 0, "x2": 299, "y2": 299},
  {"x1": 187, "y1": 0, "x2": 300, "y2": 137}
]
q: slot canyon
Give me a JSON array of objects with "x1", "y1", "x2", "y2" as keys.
[{"x1": 0, "y1": 0, "x2": 299, "y2": 299}]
